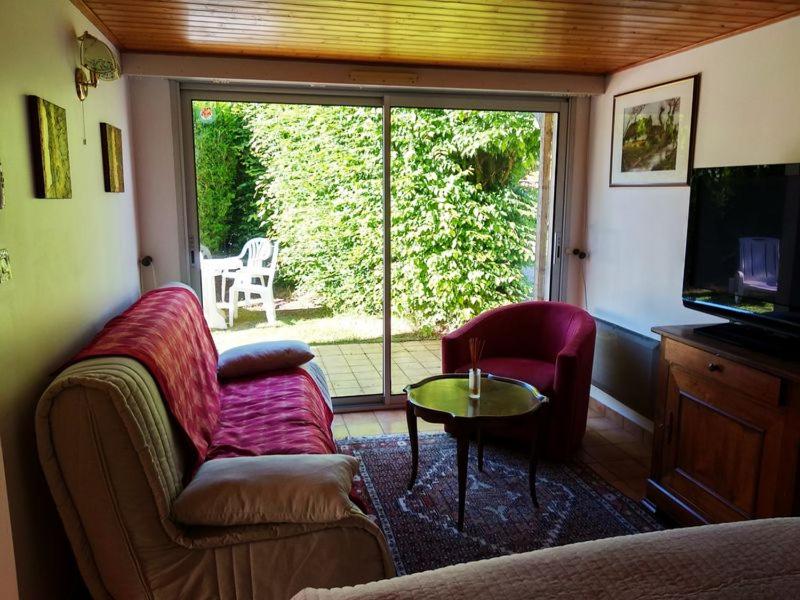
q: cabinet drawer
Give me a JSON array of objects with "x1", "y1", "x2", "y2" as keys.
[{"x1": 664, "y1": 339, "x2": 781, "y2": 406}]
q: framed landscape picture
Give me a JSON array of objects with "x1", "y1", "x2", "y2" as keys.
[
  {"x1": 27, "y1": 96, "x2": 72, "y2": 198},
  {"x1": 610, "y1": 75, "x2": 699, "y2": 186},
  {"x1": 100, "y1": 123, "x2": 124, "y2": 193}
]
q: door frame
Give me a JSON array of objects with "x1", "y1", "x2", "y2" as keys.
[{"x1": 178, "y1": 85, "x2": 571, "y2": 409}]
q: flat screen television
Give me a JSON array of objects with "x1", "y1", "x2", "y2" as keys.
[{"x1": 683, "y1": 163, "x2": 800, "y2": 352}]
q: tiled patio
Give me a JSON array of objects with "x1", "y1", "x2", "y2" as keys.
[{"x1": 312, "y1": 340, "x2": 441, "y2": 397}]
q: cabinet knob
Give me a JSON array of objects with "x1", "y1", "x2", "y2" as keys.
[{"x1": 707, "y1": 362, "x2": 722, "y2": 372}]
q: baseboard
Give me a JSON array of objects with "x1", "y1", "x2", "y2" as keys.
[{"x1": 590, "y1": 385, "x2": 654, "y2": 433}]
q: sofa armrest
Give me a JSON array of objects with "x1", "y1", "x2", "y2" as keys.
[{"x1": 172, "y1": 454, "x2": 361, "y2": 527}]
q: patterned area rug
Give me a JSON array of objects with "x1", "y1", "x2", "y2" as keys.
[{"x1": 339, "y1": 433, "x2": 663, "y2": 575}]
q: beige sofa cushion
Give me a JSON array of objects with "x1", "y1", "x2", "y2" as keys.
[{"x1": 173, "y1": 454, "x2": 360, "y2": 526}]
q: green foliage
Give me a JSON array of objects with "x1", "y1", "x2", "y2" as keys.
[
  {"x1": 243, "y1": 104, "x2": 384, "y2": 311},
  {"x1": 193, "y1": 102, "x2": 263, "y2": 255},
  {"x1": 236, "y1": 104, "x2": 540, "y2": 330},
  {"x1": 390, "y1": 109, "x2": 540, "y2": 329}
]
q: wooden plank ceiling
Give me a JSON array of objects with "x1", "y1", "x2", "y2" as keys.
[{"x1": 78, "y1": 0, "x2": 800, "y2": 74}]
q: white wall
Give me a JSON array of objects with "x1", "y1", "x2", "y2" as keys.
[
  {"x1": 0, "y1": 0, "x2": 140, "y2": 596},
  {"x1": 585, "y1": 16, "x2": 800, "y2": 338},
  {"x1": 129, "y1": 77, "x2": 186, "y2": 288}
]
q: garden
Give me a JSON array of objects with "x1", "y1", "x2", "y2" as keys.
[{"x1": 193, "y1": 101, "x2": 543, "y2": 348}]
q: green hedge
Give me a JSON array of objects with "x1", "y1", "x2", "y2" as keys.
[
  {"x1": 196, "y1": 102, "x2": 540, "y2": 331},
  {"x1": 193, "y1": 102, "x2": 263, "y2": 256}
]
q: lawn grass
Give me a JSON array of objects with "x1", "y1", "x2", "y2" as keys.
[{"x1": 211, "y1": 306, "x2": 438, "y2": 352}]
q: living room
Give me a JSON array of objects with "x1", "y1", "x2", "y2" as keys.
[{"x1": 1, "y1": 1, "x2": 799, "y2": 599}]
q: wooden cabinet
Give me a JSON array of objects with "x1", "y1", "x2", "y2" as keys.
[{"x1": 647, "y1": 326, "x2": 800, "y2": 526}]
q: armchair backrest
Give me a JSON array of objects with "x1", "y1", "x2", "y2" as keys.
[
  {"x1": 512, "y1": 301, "x2": 595, "y2": 363},
  {"x1": 266, "y1": 241, "x2": 279, "y2": 284},
  {"x1": 446, "y1": 301, "x2": 596, "y2": 365},
  {"x1": 239, "y1": 237, "x2": 273, "y2": 269}
]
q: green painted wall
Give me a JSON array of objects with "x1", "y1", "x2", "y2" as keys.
[{"x1": 0, "y1": 0, "x2": 140, "y2": 596}]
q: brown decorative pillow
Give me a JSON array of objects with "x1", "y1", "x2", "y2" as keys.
[
  {"x1": 217, "y1": 340, "x2": 314, "y2": 379},
  {"x1": 172, "y1": 454, "x2": 360, "y2": 526}
]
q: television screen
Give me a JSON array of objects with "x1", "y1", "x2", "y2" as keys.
[{"x1": 683, "y1": 163, "x2": 800, "y2": 335}]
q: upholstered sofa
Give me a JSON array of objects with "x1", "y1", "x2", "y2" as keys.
[
  {"x1": 36, "y1": 285, "x2": 393, "y2": 599},
  {"x1": 293, "y1": 518, "x2": 800, "y2": 599},
  {"x1": 442, "y1": 301, "x2": 596, "y2": 459}
]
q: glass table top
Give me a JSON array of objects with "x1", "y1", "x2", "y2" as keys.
[{"x1": 405, "y1": 374, "x2": 548, "y2": 419}]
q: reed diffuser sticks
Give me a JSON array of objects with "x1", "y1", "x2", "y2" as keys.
[
  {"x1": 469, "y1": 337, "x2": 485, "y2": 372},
  {"x1": 468, "y1": 337, "x2": 485, "y2": 398}
]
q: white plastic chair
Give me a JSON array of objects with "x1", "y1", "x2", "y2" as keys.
[
  {"x1": 221, "y1": 238, "x2": 279, "y2": 326},
  {"x1": 199, "y1": 244, "x2": 244, "y2": 330}
]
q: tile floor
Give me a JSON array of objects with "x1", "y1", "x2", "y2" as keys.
[
  {"x1": 313, "y1": 340, "x2": 441, "y2": 397},
  {"x1": 334, "y1": 402, "x2": 652, "y2": 503}
]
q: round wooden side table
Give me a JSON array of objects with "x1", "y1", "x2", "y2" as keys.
[{"x1": 405, "y1": 373, "x2": 549, "y2": 531}]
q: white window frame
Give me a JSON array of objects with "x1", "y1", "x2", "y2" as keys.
[{"x1": 178, "y1": 84, "x2": 573, "y2": 409}]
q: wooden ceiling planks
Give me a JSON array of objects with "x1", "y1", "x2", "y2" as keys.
[{"x1": 76, "y1": 0, "x2": 800, "y2": 73}]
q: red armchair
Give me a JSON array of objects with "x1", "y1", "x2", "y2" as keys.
[{"x1": 442, "y1": 301, "x2": 597, "y2": 460}]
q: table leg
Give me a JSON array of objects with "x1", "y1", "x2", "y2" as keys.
[
  {"x1": 529, "y1": 418, "x2": 540, "y2": 509},
  {"x1": 406, "y1": 402, "x2": 418, "y2": 491},
  {"x1": 477, "y1": 427, "x2": 484, "y2": 472},
  {"x1": 457, "y1": 432, "x2": 469, "y2": 531}
]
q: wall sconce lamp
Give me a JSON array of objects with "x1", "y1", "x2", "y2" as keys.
[{"x1": 75, "y1": 32, "x2": 121, "y2": 101}]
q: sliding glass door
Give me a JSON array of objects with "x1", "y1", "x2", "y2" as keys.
[
  {"x1": 388, "y1": 105, "x2": 560, "y2": 395},
  {"x1": 181, "y1": 88, "x2": 568, "y2": 408},
  {"x1": 183, "y1": 95, "x2": 386, "y2": 406}
]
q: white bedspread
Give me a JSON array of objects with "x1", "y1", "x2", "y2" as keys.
[{"x1": 293, "y1": 518, "x2": 800, "y2": 599}]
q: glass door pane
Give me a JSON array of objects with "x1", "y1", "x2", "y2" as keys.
[
  {"x1": 188, "y1": 100, "x2": 384, "y2": 405},
  {"x1": 389, "y1": 108, "x2": 559, "y2": 394}
]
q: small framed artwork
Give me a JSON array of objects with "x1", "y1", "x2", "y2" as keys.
[
  {"x1": 100, "y1": 123, "x2": 124, "y2": 193},
  {"x1": 610, "y1": 74, "x2": 700, "y2": 187},
  {"x1": 27, "y1": 95, "x2": 72, "y2": 198},
  {"x1": 0, "y1": 249, "x2": 10, "y2": 284}
]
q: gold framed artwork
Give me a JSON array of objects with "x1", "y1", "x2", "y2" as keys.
[
  {"x1": 27, "y1": 96, "x2": 72, "y2": 198},
  {"x1": 610, "y1": 75, "x2": 700, "y2": 187},
  {"x1": 100, "y1": 123, "x2": 124, "y2": 193},
  {"x1": 0, "y1": 249, "x2": 10, "y2": 284}
]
